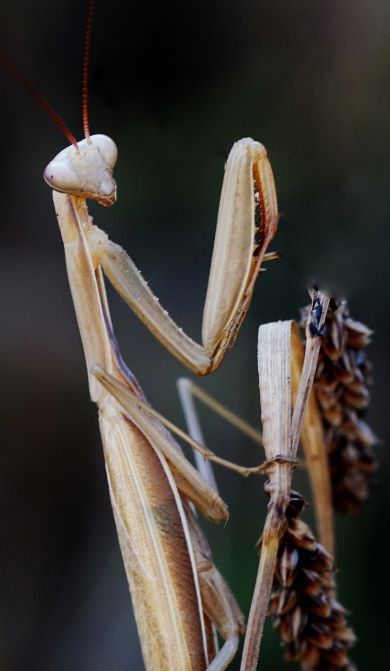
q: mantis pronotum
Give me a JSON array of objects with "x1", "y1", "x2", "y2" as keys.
[{"x1": 4, "y1": 1, "x2": 281, "y2": 668}]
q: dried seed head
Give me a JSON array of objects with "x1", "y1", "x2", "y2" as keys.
[
  {"x1": 269, "y1": 492, "x2": 356, "y2": 671},
  {"x1": 300, "y1": 298, "x2": 378, "y2": 514}
]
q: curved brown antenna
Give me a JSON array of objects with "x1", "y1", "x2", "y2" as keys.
[
  {"x1": 0, "y1": 50, "x2": 78, "y2": 147},
  {"x1": 82, "y1": 0, "x2": 95, "y2": 139}
]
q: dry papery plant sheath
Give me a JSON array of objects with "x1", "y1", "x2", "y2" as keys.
[{"x1": 300, "y1": 298, "x2": 377, "y2": 514}]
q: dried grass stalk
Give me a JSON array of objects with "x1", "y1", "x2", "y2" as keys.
[
  {"x1": 241, "y1": 291, "x2": 330, "y2": 671},
  {"x1": 240, "y1": 320, "x2": 293, "y2": 671},
  {"x1": 300, "y1": 298, "x2": 377, "y2": 514},
  {"x1": 291, "y1": 298, "x2": 334, "y2": 554},
  {"x1": 241, "y1": 291, "x2": 358, "y2": 671}
]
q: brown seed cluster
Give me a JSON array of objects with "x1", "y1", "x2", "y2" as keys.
[
  {"x1": 269, "y1": 492, "x2": 356, "y2": 670},
  {"x1": 301, "y1": 298, "x2": 377, "y2": 514}
]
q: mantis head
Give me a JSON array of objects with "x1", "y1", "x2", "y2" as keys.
[{"x1": 44, "y1": 134, "x2": 118, "y2": 207}]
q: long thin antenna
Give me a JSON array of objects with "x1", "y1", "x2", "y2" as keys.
[
  {"x1": 0, "y1": 50, "x2": 78, "y2": 147},
  {"x1": 82, "y1": 0, "x2": 95, "y2": 139}
]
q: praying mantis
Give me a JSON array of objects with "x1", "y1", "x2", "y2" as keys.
[
  {"x1": 43, "y1": 129, "x2": 278, "y2": 671},
  {"x1": 3, "y1": 1, "x2": 282, "y2": 668},
  {"x1": 43, "y1": 66, "x2": 281, "y2": 671}
]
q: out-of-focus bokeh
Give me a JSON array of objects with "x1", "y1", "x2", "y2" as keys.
[{"x1": 1, "y1": 1, "x2": 389, "y2": 669}]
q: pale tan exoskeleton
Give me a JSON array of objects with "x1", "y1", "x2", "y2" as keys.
[
  {"x1": 44, "y1": 129, "x2": 279, "y2": 670},
  {"x1": 5, "y1": 1, "x2": 280, "y2": 668},
  {"x1": 44, "y1": 126, "x2": 278, "y2": 670}
]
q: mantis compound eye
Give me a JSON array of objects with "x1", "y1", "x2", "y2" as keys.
[
  {"x1": 44, "y1": 161, "x2": 79, "y2": 192},
  {"x1": 92, "y1": 134, "x2": 118, "y2": 169}
]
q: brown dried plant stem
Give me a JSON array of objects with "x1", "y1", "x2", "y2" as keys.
[
  {"x1": 291, "y1": 327, "x2": 334, "y2": 554},
  {"x1": 240, "y1": 291, "x2": 329, "y2": 671}
]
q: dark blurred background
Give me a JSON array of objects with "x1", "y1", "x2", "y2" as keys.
[{"x1": 0, "y1": 0, "x2": 389, "y2": 669}]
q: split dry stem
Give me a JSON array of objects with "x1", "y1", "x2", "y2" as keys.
[{"x1": 240, "y1": 290, "x2": 329, "y2": 671}]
